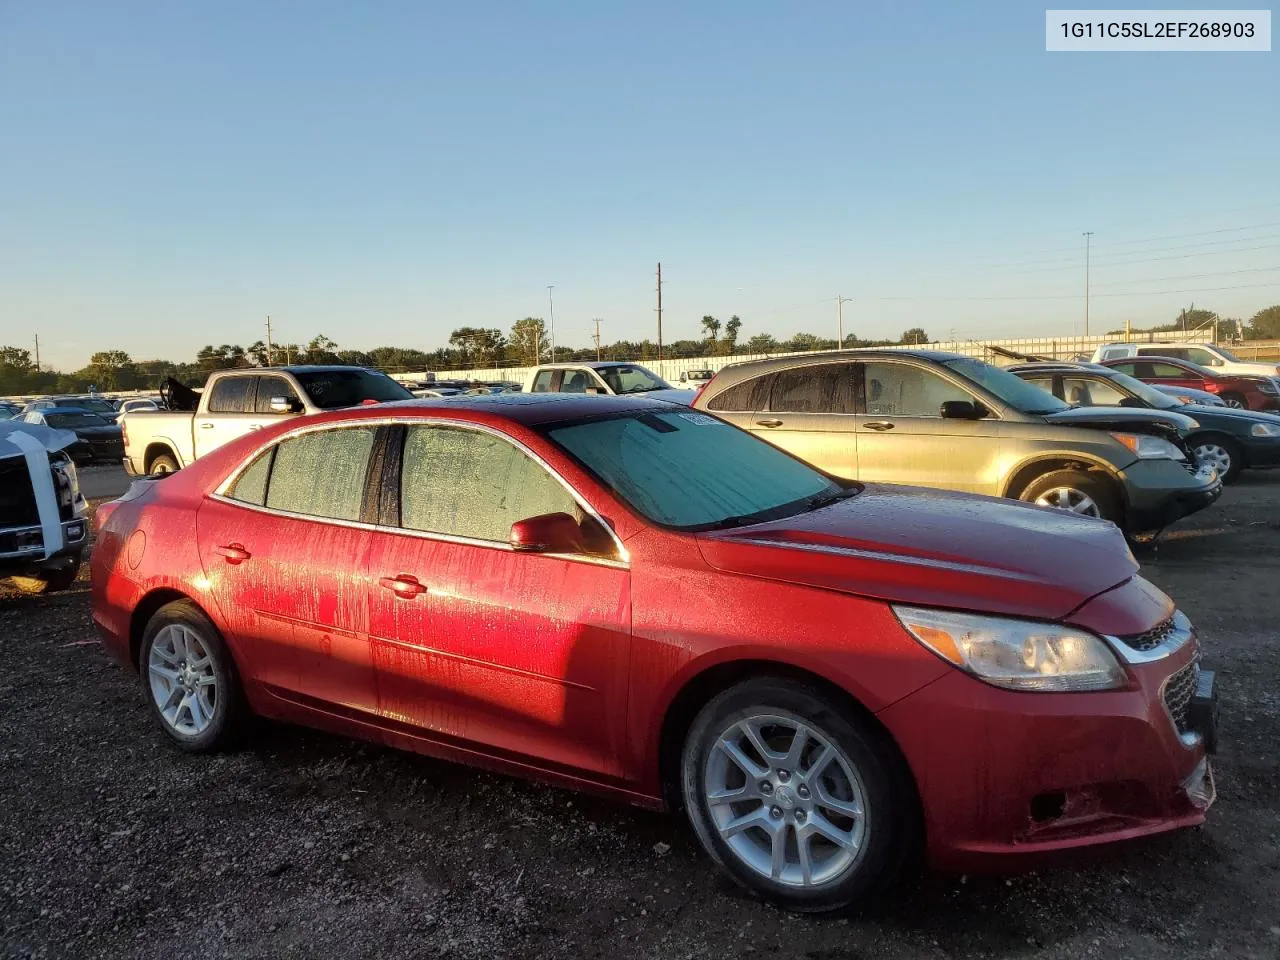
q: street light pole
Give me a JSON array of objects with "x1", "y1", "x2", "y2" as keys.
[
  {"x1": 836, "y1": 295, "x2": 853, "y2": 349},
  {"x1": 546, "y1": 285, "x2": 556, "y2": 361},
  {"x1": 1083, "y1": 232, "x2": 1094, "y2": 338}
]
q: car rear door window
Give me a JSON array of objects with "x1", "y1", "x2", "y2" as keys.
[
  {"x1": 1062, "y1": 377, "x2": 1127, "y2": 406},
  {"x1": 767, "y1": 364, "x2": 855, "y2": 413},
  {"x1": 1185, "y1": 347, "x2": 1222, "y2": 367},
  {"x1": 207, "y1": 377, "x2": 256, "y2": 413},
  {"x1": 228, "y1": 449, "x2": 274, "y2": 506},
  {"x1": 862, "y1": 362, "x2": 971, "y2": 417},
  {"x1": 264, "y1": 426, "x2": 377, "y2": 522},
  {"x1": 705, "y1": 374, "x2": 775, "y2": 412},
  {"x1": 1019, "y1": 374, "x2": 1060, "y2": 398},
  {"x1": 399, "y1": 426, "x2": 579, "y2": 542},
  {"x1": 1150, "y1": 362, "x2": 1190, "y2": 378},
  {"x1": 254, "y1": 376, "x2": 300, "y2": 414}
]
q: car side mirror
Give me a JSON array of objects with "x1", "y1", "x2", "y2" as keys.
[
  {"x1": 1118, "y1": 396, "x2": 1146, "y2": 408},
  {"x1": 269, "y1": 396, "x2": 301, "y2": 414},
  {"x1": 509, "y1": 513, "x2": 586, "y2": 554},
  {"x1": 940, "y1": 400, "x2": 984, "y2": 420}
]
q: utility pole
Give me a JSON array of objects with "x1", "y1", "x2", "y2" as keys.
[
  {"x1": 656, "y1": 262, "x2": 664, "y2": 361},
  {"x1": 33, "y1": 334, "x2": 40, "y2": 374},
  {"x1": 265, "y1": 315, "x2": 274, "y2": 366},
  {"x1": 836, "y1": 295, "x2": 853, "y2": 349},
  {"x1": 546, "y1": 285, "x2": 556, "y2": 361},
  {"x1": 592, "y1": 318, "x2": 603, "y2": 361},
  {"x1": 1083, "y1": 231, "x2": 1094, "y2": 337}
]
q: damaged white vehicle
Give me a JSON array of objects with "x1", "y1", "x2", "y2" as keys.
[{"x1": 1, "y1": 421, "x2": 89, "y2": 593}]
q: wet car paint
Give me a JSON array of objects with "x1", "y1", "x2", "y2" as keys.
[{"x1": 91, "y1": 396, "x2": 1211, "y2": 870}]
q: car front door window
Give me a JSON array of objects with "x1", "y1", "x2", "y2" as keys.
[{"x1": 862, "y1": 362, "x2": 972, "y2": 417}]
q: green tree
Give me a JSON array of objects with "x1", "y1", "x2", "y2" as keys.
[
  {"x1": 722, "y1": 315, "x2": 743, "y2": 353},
  {"x1": 899, "y1": 327, "x2": 929, "y2": 345},
  {"x1": 701, "y1": 315, "x2": 721, "y2": 346},
  {"x1": 1175, "y1": 304, "x2": 1218, "y2": 333},
  {"x1": 0, "y1": 346, "x2": 37, "y2": 394},
  {"x1": 196, "y1": 344, "x2": 248, "y2": 370},
  {"x1": 86, "y1": 350, "x2": 135, "y2": 390},
  {"x1": 304, "y1": 335, "x2": 340, "y2": 364},
  {"x1": 785, "y1": 332, "x2": 822, "y2": 352},
  {"x1": 744, "y1": 333, "x2": 777, "y2": 354},
  {"x1": 509, "y1": 317, "x2": 548, "y2": 365},
  {"x1": 1247, "y1": 305, "x2": 1280, "y2": 340}
]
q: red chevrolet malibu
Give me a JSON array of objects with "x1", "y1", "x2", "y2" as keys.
[{"x1": 91, "y1": 395, "x2": 1218, "y2": 911}]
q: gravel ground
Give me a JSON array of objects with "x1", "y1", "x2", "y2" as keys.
[{"x1": 2, "y1": 476, "x2": 1279, "y2": 959}]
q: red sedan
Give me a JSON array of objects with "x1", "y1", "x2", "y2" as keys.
[
  {"x1": 91, "y1": 395, "x2": 1218, "y2": 911},
  {"x1": 1101, "y1": 356, "x2": 1280, "y2": 411}
]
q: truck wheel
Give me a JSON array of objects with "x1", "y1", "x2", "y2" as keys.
[
  {"x1": 148, "y1": 453, "x2": 179, "y2": 475},
  {"x1": 1018, "y1": 469, "x2": 1121, "y2": 525},
  {"x1": 10, "y1": 558, "x2": 83, "y2": 594}
]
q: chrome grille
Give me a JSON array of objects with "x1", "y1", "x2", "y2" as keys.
[
  {"x1": 1118, "y1": 617, "x2": 1176, "y2": 652},
  {"x1": 1162, "y1": 660, "x2": 1198, "y2": 736}
]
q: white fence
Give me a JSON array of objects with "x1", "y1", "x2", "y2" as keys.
[{"x1": 389, "y1": 331, "x2": 1207, "y2": 386}]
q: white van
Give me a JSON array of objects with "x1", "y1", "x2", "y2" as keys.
[{"x1": 1090, "y1": 342, "x2": 1280, "y2": 377}]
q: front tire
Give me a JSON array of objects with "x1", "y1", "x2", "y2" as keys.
[
  {"x1": 1190, "y1": 435, "x2": 1243, "y2": 483},
  {"x1": 9, "y1": 558, "x2": 82, "y2": 594},
  {"x1": 681, "y1": 678, "x2": 916, "y2": 912},
  {"x1": 139, "y1": 600, "x2": 247, "y2": 752},
  {"x1": 1018, "y1": 469, "x2": 1122, "y2": 525},
  {"x1": 1219, "y1": 392, "x2": 1247, "y2": 409}
]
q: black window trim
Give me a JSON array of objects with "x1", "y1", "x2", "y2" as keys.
[{"x1": 209, "y1": 416, "x2": 629, "y2": 567}]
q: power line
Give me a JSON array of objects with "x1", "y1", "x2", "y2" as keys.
[
  {"x1": 868, "y1": 279, "x2": 1280, "y2": 302},
  {"x1": 1089, "y1": 264, "x2": 1280, "y2": 288},
  {"x1": 1009, "y1": 241, "x2": 1280, "y2": 274}
]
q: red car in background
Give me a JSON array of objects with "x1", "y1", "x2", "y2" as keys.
[
  {"x1": 1101, "y1": 356, "x2": 1280, "y2": 411},
  {"x1": 91, "y1": 395, "x2": 1218, "y2": 912}
]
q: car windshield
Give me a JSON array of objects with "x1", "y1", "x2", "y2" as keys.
[
  {"x1": 597, "y1": 365, "x2": 672, "y2": 394},
  {"x1": 47, "y1": 412, "x2": 109, "y2": 428},
  {"x1": 66, "y1": 397, "x2": 114, "y2": 413},
  {"x1": 545, "y1": 410, "x2": 849, "y2": 531},
  {"x1": 942, "y1": 358, "x2": 1070, "y2": 415},
  {"x1": 293, "y1": 369, "x2": 413, "y2": 408}
]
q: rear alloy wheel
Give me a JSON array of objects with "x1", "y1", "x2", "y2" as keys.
[
  {"x1": 681, "y1": 678, "x2": 915, "y2": 912},
  {"x1": 1191, "y1": 436, "x2": 1243, "y2": 483},
  {"x1": 140, "y1": 600, "x2": 247, "y2": 752},
  {"x1": 1019, "y1": 469, "x2": 1121, "y2": 525},
  {"x1": 1219, "y1": 392, "x2": 1247, "y2": 409},
  {"x1": 148, "y1": 453, "x2": 179, "y2": 476}
]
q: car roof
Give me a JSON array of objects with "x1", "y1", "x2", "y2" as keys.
[
  {"x1": 38, "y1": 407, "x2": 102, "y2": 416},
  {"x1": 1007, "y1": 361, "x2": 1111, "y2": 373},
  {"x1": 377, "y1": 392, "x2": 679, "y2": 425},
  {"x1": 533, "y1": 361, "x2": 657, "y2": 371}
]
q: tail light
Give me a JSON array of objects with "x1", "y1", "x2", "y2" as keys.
[
  {"x1": 94, "y1": 499, "x2": 119, "y2": 534},
  {"x1": 120, "y1": 417, "x2": 129, "y2": 446},
  {"x1": 692, "y1": 378, "x2": 714, "y2": 406}
]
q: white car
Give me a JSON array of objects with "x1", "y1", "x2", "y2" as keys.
[
  {"x1": 117, "y1": 398, "x2": 161, "y2": 416},
  {"x1": 1091, "y1": 342, "x2": 1280, "y2": 379}
]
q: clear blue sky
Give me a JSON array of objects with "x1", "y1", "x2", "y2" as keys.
[{"x1": 2, "y1": 1, "x2": 1277, "y2": 371}]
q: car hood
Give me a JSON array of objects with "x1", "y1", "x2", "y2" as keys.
[
  {"x1": 696, "y1": 484, "x2": 1138, "y2": 621},
  {"x1": 1040, "y1": 405, "x2": 1195, "y2": 438},
  {"x1": 1225, "y1": 361, "x2": 1280, "y2": 377},
  {"x1": 1185, "y1": 404, "x2": 1280, "y2": 426},
  {"x1": 72, "y1": 425, "x2": 123, "y2": 439},
  {"x1": 0, "y1": 421, "x2": 79, "y2": 457}
]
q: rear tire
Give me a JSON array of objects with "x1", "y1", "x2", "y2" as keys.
[
  {"x1": 139, "y1": 600, "x2": 247, "y2": 752},
  {"x1": 148, "y1": 453, "x2": 179, "y2": 475},
  {"x1": 680, "y1": 677, "x2": 917, "y2": 912},
  {"x1": 1018, "y1": 469, "x2": 1122, "y2": 525},
  {"x1": 10, "y1": 558, "x2": 82, "y2": 594},
  {"x1": 1190, "y1": 434, "x2": 1243, "y2": 483}
]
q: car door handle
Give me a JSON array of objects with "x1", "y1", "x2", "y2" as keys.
[
  {"x1": 199, "y1": 423, "x2": 215, "y2": 429},
  {"x1": 214, "y1": 544, "x2": 251, "y2": 564},
  {"x1": 863, "y1": 420, "x2": 896, "y2": 431},
  {"x1": 379, "y1": 574, "x2": 427, "y2": 598},
  {"x1": 755, "y1": 418, "x2": 784, "y2": 428},
  {"x1": 247, "y1": 424, "x2": 263, "y2": 431}
]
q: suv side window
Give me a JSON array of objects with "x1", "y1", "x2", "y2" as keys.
[
  {"x1": 1150, "y1": 362, "x2": 1190, "y2": 378},
  {"x1": 207, "y1": 376, "x2": 255, "y2": 414},
  {"x1": 1100, "y1": 347, "x2": 1129, "y2": 360},
  {"x1": 399, "y1": 425, "x2": 582, "y2": 544},
  {"x1": 531, "y1": 371, "x2": 556, "y2": 393},
  {"x1": 1140, "y1": 347, "x2": 1188, "y2": 361},
  {"x1": 767, "y1": 364, "x2": 855, "y2": 414},
  {"x1": 1185, "y1": 347, "x2": 1222, "y2": 367},
  {"x1": 706, "y1": 374, "x2": 775, "y2": 412},
  {"x1": 861, "y1": 362, "x2": 971, "y2": 417},
  {"x1": 264, "y1": 426, "x2": 377, "y2": 521},
  {"x1": 254, "y1": 376, "x2": 301, "y2": 414},
  {"x1": 1062, "y1": 377, "x2": 1127, "y2": 407}
]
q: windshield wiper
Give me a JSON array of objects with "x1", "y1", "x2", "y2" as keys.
[{"x1": 805, "y1": 488, "x2": 859, "y2": 511}]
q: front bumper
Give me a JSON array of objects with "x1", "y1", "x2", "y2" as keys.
[
  {"x1": 1241, "y1": 435, "x2": 1280, "y2": 468},
  {"x1": 0, "y1": 518, "x2": 89, "y2": 575},
  {"x1": 878, "y1": 640, "x2": 1216, "y2": 872},
  {"x1": 1123, "y1": 458, "x2": 1222, "y2": 532}
]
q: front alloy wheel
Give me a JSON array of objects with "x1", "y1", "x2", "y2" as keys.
[{"x1": 681, "y1": 678, "x2": 916, "y2": 912}]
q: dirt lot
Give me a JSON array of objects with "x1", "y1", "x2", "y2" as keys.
[{"x1": 2, "y1": 477, "x2": 1279, "y2": 960}]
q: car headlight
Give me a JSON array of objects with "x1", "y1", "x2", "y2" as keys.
[
  {"x1": 1251, "y1": 422, "x2": 1280, "y2": 438},
  {"x1": 893, "y1": 606, "x2": 1127, "y2": 692},
  {"x1": 1110, "y1": 432, "x2": 1185, "y2": 460},
  {"x1": 1173, "y1": 395, "x2": 1195, "y2": 405}
]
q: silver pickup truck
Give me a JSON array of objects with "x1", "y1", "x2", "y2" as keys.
[{"x1": 123, "y1": 365, "x2": 412, "y2": 475}]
